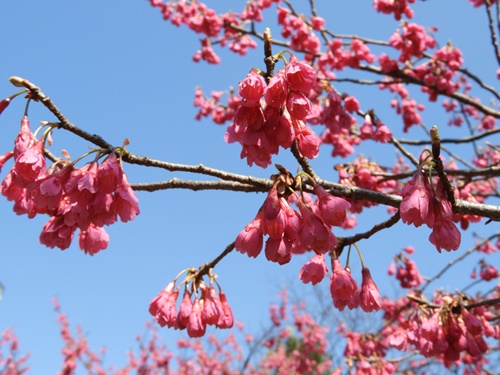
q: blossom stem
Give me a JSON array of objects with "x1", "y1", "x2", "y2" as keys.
[{"x1": 353, "y1": 243, "x2": 366, "y2": 269}]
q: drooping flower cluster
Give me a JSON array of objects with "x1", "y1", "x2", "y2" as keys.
[
  {"x1": 235, "y1": 179, "x2": 350, "y2": 265},
  {"x1": 0, "y1": 116, "x2": 140, "y2": 254},
  {"x1": 388, "y1": 253, "x2": 424, "y2": 288},
  {"x1": 400, "y1": 168, "x2": 461, "y2": 252},
  {"x1": 329, "y1": 258, "x2": 382, "y2": 313},
  {"x1": 225, "y1": 56, "x2": 321, "y2": 168},
  {"x1": 389, "y1": 22, "x2": 436, "y2": 63},
  {"x1": 402, "y1": 304, "x2": 491, "y2": 364},
  {"x1": 412, "y1": 44, "x2": 463, "y2": 101},
  {"x1": 277, "y1": 7, "x2": 321, "y2": 59},
  {"x1": 373, "y1": 0, "x2": 415, "y2": 20},
  {"x1": 149, "y1": 275, "x2": 233, "y2": 338}
]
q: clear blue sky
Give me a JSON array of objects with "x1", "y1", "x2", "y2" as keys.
[{"x1": 0, "y1": 1, "x2": 498, "y2": 373}]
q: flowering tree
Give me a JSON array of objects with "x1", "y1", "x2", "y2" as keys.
[{"x1": 1, "y1": 0, "x2": 500, "y2": 373}]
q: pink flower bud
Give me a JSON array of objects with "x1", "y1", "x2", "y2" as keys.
[
  {"x1": 201, "y1": 286, "x2": 222, "y2": 326},
  {"x1": 293, "y1": 119, "x2": 320, "y2": 159},
  {"x1": 286, "y1": 92, "x2": 311, "y2": 120},
  {"x1": 299, "y1": 254, "x2": 328, "y2": 285},
  {"x1": 78, "y1": 223, "x2": 110, "y2": 255},
  {"x1": 330, "y1": 259, "x2": 359, "y2": 311},
  {"x1": 359, "y1": 268, "x2": 382, "y2": 312},
  {"x1": 186, "y1": 298, "x2": 206, "y2": 338},
  {"x1": 39, "y1": 216, "x2": 77, "y2": 250},
  {"x1": 297, "y1": 199, "x2": 336, "y2": 255},
  {"x1": 0, "y1": 97, "x2": 11, "y2": 116},
  {"x1": 96, "y1": 152, "x2": 123, "y2": 194},
  {"x1": 235, "y1": 213, "x2": 263, "y2": 258},
  {"x1": 216, "y1": 291, "x2": 234, "y2": 329},
  {"x1": 13, "y1": 140, "x2": 46, "y2": 185},
  {"x1": 149, "y1": 281, "x2": 178, "y2": 328},
  {"x1": 176, "y1": 290, "x2": 193, "y2": 330},
  {"x1": 264, "y1": 236, "x2": 293, "y2": 265},
  {"x1": 0, "y1": 151, "x2": 14, "y2": 173},
  {"x1": 14, "y1": 116, "x2": 35, "y2": 159},
  {"x1": 400, "y1": 170, "x2": 434, "y2": 228},
  {"x1": 313, "y1": 184, "x2": 350, "y2": 227},
  {"x1": 285, "y1": 56, "x2": 316, "y2": 93},
  {"x1": 238, "y1": 70, "x2": 266, "y2": 103},
  {"x1": 113, "y1": 174, "x2": 140, "y2": 222},
  {"x1": 264, "y1": 74, "x2": 288, "y2": 108}
]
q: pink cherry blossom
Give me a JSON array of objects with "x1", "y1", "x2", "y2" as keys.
[
  {"x1": 399, "y1": 170, "x2": 434, "y2": 228},
  {"x1": 13, "y1": 140, "x2": 46, "y2": 185},
  {"x1": 285, "y1": 56, "x2": 316, "y2": 93},
  {"x1": 201, "y1": 286, "x2": 223, "y2": 326},
  {"x1": 359, "y1": 268, "x2": 382, "y2": 312},
  {"x1": 235, "y1": 211, "x2": 264, "y2": 258},
  {"x1": 299, "y1": 254, "x2": 328, "y2": 285},
  {"x1": 238, "y1": 70, "x2": 266, "y2": 104},
  {"x1": 216, "y1": 291, "x2": 234, "y2": 329},
  {"x1": 186, "y1": 298, "x2": 206, "y2": 338},
  {"x1": 113, "y1": 174, "x2": 140, "y2": 222},
  {"x1": 264, "y1": 73, "x2": 288, "y2": 107},
  {"x1": 297, "y1": 199, "x2": 336, "y2": 255},
  {"x1": 14, "y1": 116, "x2": 35, "y2": 159},
  {"x1": 39, "y1": 215, "x2": 77, "y2": 250},
  {"x1": 96, "y1": 152, "x2": 123, "y2": 194},
  {"x1": 149, "y1": 281, "x2": 178, "y2": 328},
  {"x1": 313, "y1": 184, "x2": 350, "y2": 226},
  {"x1": 264, "y1": 236, "x2": 293, "y2": 265},
  {"x1": 330, "y1": 259, "x2": 359, "y2": 311},
  {"x1": 78, "y1": 223, "x2": 110, "y2": 255}
]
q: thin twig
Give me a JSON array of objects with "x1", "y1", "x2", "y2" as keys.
[{"x1": 419, "y1": 233, "x2": 500, "y2": 293}]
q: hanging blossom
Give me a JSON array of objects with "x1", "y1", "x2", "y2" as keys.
[
  {"x1": 0, "y1": 115, "x2": 140, "y2": 255},
  {"x1": 226, "y1": 55, "x2": 321, "y2": 168},
  {"x1": 149, "y1": 273, "x2": 233, "y2": 338},
  {"x1": 399, "y1": 149, "x2": 461, "y2": 252}
]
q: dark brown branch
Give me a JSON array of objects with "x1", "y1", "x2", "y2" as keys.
[
  {"x1": 334, "y1": 212, "x2": 401, "y2": 256},
  {"x1": 19, "y1": 78, "x2": 500, "y2": 222},
  {"x1": 195, "y1": 241, "x2": 235, "y2": 281},
  {"x1": 131, "y1": 179, "x2": 263, "y2": 193},
  {"x1": 290, "y1": 140, "x2": 319, "y2": 181},
  {"x1": 459, "y1": 67, "x2": 500, "y2": 101},
  {"x1": 359, "y1": 65, "x2": 500, "y2": 118},
  {"x1": 486, "y1": 0, "x2": 500, "y2": 66},
  {"x1": 398, "y1": 126, "x2": 500, "y2": 146}
]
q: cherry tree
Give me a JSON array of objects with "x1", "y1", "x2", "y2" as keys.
[{"x1": 0, "y1": 0, "x2": 499, "y2": 373}]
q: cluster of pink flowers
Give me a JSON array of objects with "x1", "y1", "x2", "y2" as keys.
[
  {"x1": 149, "y1": 278, "x2": 233, "y2": 338},
  {"x1": 336, "y1": 155, "x2": 398, "y2": 214},
  {"x1": 412, "y1": 44, "x2": 463, "y2": 101},
  {"x1": 380, "y1": 81, "x2": 424, "y2": 132},
  {"x1": 373, "y1": 0, "x2": 415, "y2": 20},
  {"x1": 389, "y1": 22, "x2": 436, "y2": 63},
  {"x1": 236, "y1": 178, "x2": 383, "y2": 314},
  {"x1": 149, "y1": 0, "x2": 273, "y2": 64},
  {"x1": 358, "y1": 113, "x2": 393, "y2": 142},
  {"x1": 193, "y1": 88, "x2": 241, "y2": 125},
  {"x1": 226, "y1": 56, "x2": 321, "y2": 167},
  {"x1": 317, "y1": 39, "x2": 376, "y2": 78},
  {"x1": 400, "y1": 169, "x2": 461, "y2": 252},
  {"x1": 235, "y1": 183, "x2": 350, "y2": 264},
  {"x1": 388, "y1": 254, "x2": 424, "y2": 288},
  {"x1": 0, "y1": 115, "x2": 140, "y2": 254},
  {"x1": 330, "y1": 259, "x2": 383, "y2": 313},
  {"x1": 402, "y1": 305, "x2": 492, "y2": 364},
  {"x1": 277, "y1": 7, "x2": 321, "y2": 59}
]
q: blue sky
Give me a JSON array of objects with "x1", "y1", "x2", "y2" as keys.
[{"x1": 0, "y1": 1, "x2": 499, "y2": 373}]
